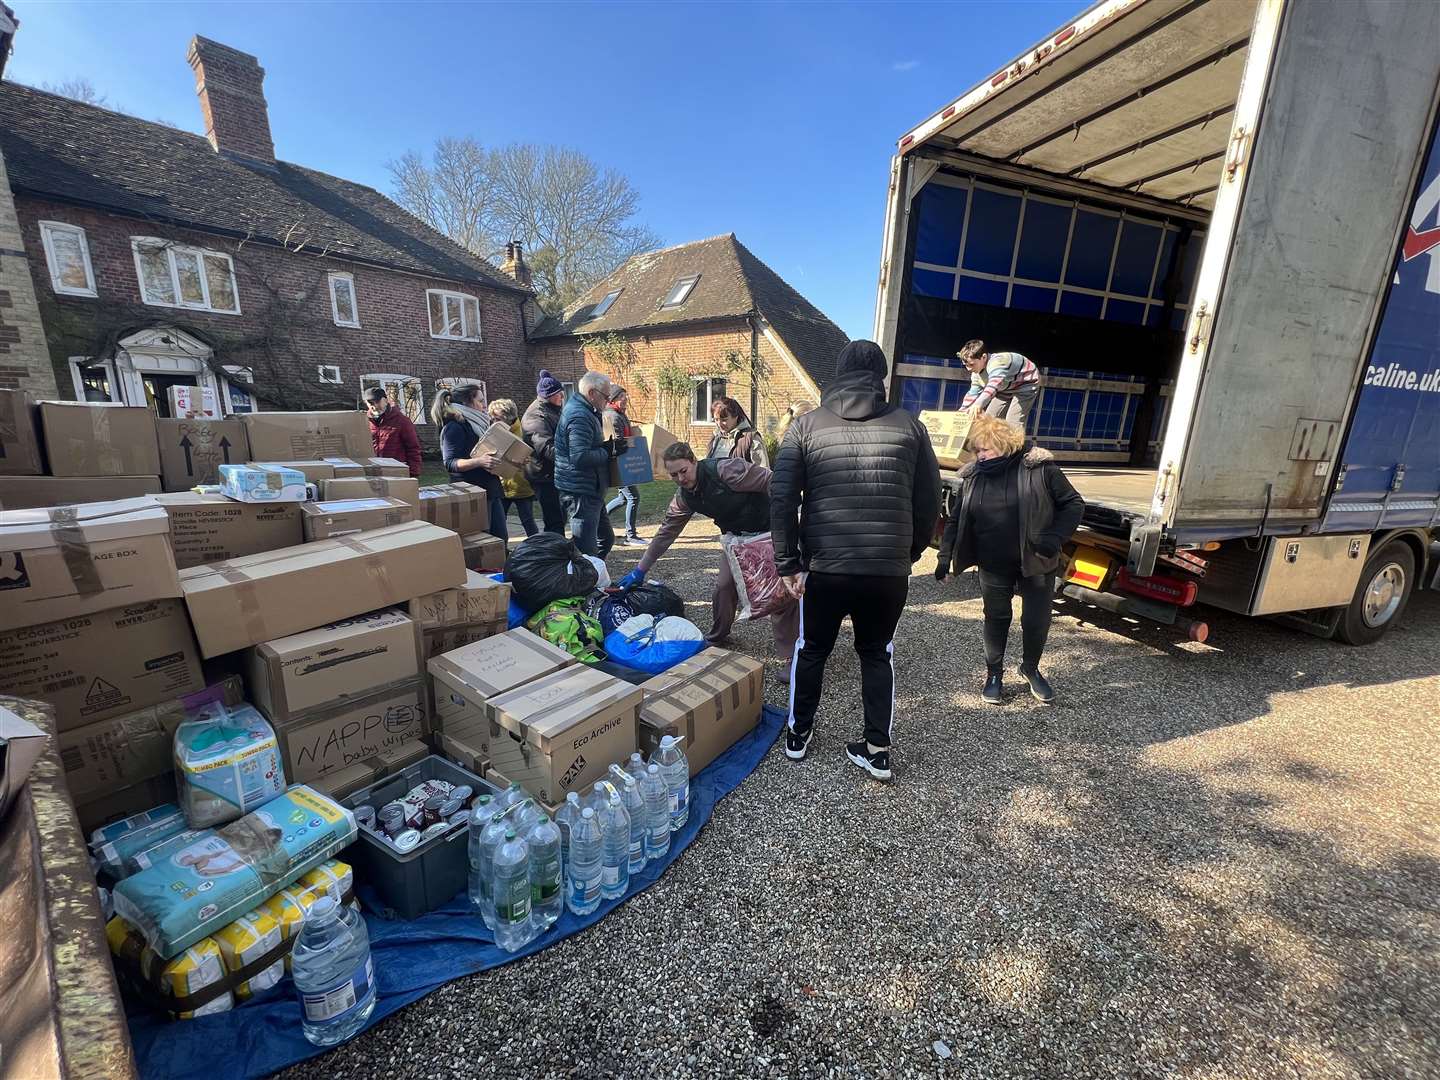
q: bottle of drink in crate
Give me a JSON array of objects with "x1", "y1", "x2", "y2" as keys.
[
  {"x1": 567, "y1": 808, "x2": 603, "y2": 916},
  {"x1": 554, "y1": 791, "x2": 582, "y2": 867},
  {"x1": 608, "y1": 765, "x2": 648, "y2": 873},
  {"x1": 526, "y1": 815, "x2": 564, "y2": 932},
  {"x1": 654, "y1": 735, "x2": 691, "y2": 831},
  {"x1": 467, "y1": 795, "x2": 497, "y2": 912},
  {"x1": 598, "y1": 790, "x2": 631, "y2": 900},
  {"x1": 291, "y1": 895, "x2": 376, "y2": 1047},
  {"x1": 492, "y1": 828, "x2": 533, "y2": 952},
  {"x1": 640, "y1": 764, "x2": 670, "y2": 861}
]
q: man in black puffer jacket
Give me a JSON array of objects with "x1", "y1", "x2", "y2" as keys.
[{"x1": 770, "y1": 339, "x2": 940, "y2": 782}]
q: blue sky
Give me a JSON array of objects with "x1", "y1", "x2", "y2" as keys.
[{"x1": 11, "y1": 0, "x2": 1077, "y2": 339}]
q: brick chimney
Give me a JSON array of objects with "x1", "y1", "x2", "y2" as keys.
[
  {"x1": 187, "y1": 36, "x2": 275, "y2": 164},
  {"x1": 501, "y1": 241, "x2": 532, "y2": 288}
]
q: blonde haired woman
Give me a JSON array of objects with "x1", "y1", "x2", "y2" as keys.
[
  {"x1": 431, "y1": 382, "x2": 507, "y2": 548},
  {"x1": 776, "y1": 400, "x2": 815, "y2": 444},
  {"x1": 934, "y1": 412, "x2": 1083, "y2": 706},
  {"x1": 489, "y1": 398, "x2": 538, "y2": 537}
]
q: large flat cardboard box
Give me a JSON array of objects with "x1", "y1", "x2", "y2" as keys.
[
  {"x1": 635, "y1": 422, "x2": 681, "y2": 474},
  {"x1": 154, "y1": 492, "x2": 303, "y2": 570},
  {"x1": 240, "y1": 411, "x2": 372, "y2": 461},
  {"x1": 408, "y1": 570, "x2": 509, "y2": 631},
  {"x1": 0, "y1": 599, "x2": 204, "y2": 730},
  {"x1": 608, "y1": 435, "x2": 654, "y2": 487},
  {"x1": 179, "y1": 520, "x2": 465, "y2": 657},
  {"x1": 473, "y1": 423, "x2": 531, "y2": 478},
  {"x1": 327, "y1": 457, "x2": 409, "y2": 479},
  {"x1": 0, "y1": 498, "x2": 181, "y2": 631},
  {"x1": 638, "y1": 647, "x2": 764, "y2": 776},
  {"x1": 428, "y1": 628, "x2": 575, "y2": 731},
  {"x1": 301, "y1": 497, "x2": 412, "y2": 540},
  {"x1": 37, "y1": 402, "x2": 162, "y2": 477},
  {"x1": 483, "y1": 666, "x2": 641, "y2": 806},
  {"x1": 321, "y1": 476, "x2": 421, "y2": 509},
  {"x1": 274, "y1": 678, "x2": 427, "y2": 786},
  {"x1": 0, "y1": 389, "x2": 43, "y2": 476},
  {"x1": 247, "y1": 609, "x2": 420, "y2": 718},
  {"x1": 461, "y1": 532, "x2": 506, "y2": 572},
  {"x1": 251, "y1": 459, "x2": 336, "y2": 483},
  {"x1": 155, "y1": 417, "x2": 250, "y2": 491},
  {"x1": 0, "y1": 475, "x2": 160, "y2": 510},
  {"x1": 417, "y1": 482, "x2": 488, "y2": 535},
  {"x1": 917, "y1": 409, "x2": 976, "y2": 470},
  {"x1": 312, "y1": 738, "x2": 428, "y2": 801}
]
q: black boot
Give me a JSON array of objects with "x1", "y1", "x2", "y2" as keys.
[
  {"x1": 981, "y1": 665, "x2": 1004, "y2": 705},
  {"x1": 1018, "y1": 664, "x2": 1055, "y2": 704}
]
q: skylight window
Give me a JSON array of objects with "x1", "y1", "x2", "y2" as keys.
[
  {"x1": 590, "y1": 289, "x2": 622, "y2": 319},
  {"x1": 660, "y1": 274, "x2": 699, "y2": 309}
]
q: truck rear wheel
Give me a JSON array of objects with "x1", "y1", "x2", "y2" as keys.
[{"x1": 1336, "y1": 540, "x2": 1415, "y2": 645}]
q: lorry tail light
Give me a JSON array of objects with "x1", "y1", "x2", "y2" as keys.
[{"x1": 1117, "y1": 568, "x2": 1198, "y2": 607}]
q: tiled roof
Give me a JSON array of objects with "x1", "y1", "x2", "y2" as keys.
[
  {"x1": 0, "y1": 82, "x2": 529, "y2": 293},
  {"x1": 532, "y1": 233, "x2": 849, "y2": 389}
]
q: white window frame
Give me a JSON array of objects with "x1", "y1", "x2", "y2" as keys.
[
  {"x1": 361, "y1": 373, "x2": 428, "y2": 426},
  {"x1": 691, "y1": 376, "x2": 726, "y2": 425},
  {"x1": 220, "y1": 365, "x2": 261, "y2": 414},
  {"x1": 426, "y1": 288, "x2": 482, "y2": 341},
  {"x1": 317, "y1": 364, "x2": 343, "y2": 385},
  {"x1": 328, "y1": 271, "x2": 360, "y2": 328},
  {"x1": 130, "y1": 237, "x2": 241, "y2": 315},
  {"x1": 661, "y1": 274, "x2": 700, "y2": 309},
  {"x1": 39, "y1": 221, "x2": 97, "y2": 297}
]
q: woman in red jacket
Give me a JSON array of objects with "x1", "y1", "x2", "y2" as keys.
[{"x1": 366, "y1": 387, "x2": 423, "y2": 478}]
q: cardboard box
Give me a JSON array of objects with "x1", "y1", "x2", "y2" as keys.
[
  {"x1": 218, "y1": 463, "x2": 309, "y2": 503},
  {"x1": 154, "y1": 492, "x2": 303, "y2": 570},
  {"x1": 419, "y1": 619, "x2": 506, "y2": 667},
  {"x1": 37, "y1": 402, "x2": 162, "y2": 477},
  {"x1": 0, "y1": 498, "x2": 182, "y2": 631},
  {"x1": 321, "y1": 476, "x2": 421, "y2": 509},
  {"x1": 311, "y1": 738, "x2": 429, "y2": 801},
  {"x1": 917, "y1": 409, "x2": 976, "y2": 470},
  {"x1": 327, "y1": 457, "x2": 409, "y2": 479},
  {"x1": 0, "y1": 599, "x2": 204, "y2": 729},
  {"x1": 483, "y1": 666, "x2": 641, "y2": 806},
  {"x1": 155, "y1": 417, "x2": 250, "y2": 491},
  {"x1": 428, "y1": 628, "x2": 575, "y2": 736},
  {"x1": 635, "y1": 422, "x2": 681, "y2": 474},
  {"x1": 408, "y1": 570, "x2": 510, "y2": 631},
  {"x1": 0, "y1": 703, "x2": 48, "y2": 819},
  {"x1": 167, "y1": 385, "x2": 219, "y2": 418},
  {"x1": 0, "y1": 389, "x2": 43, "y2": 476},
  {"x1": 179, "y1": 520, "x2": 465, "y2": 657},
  {"x1": 0, "y1": 475, "x2": 160, "y2": 510},
  {"x1": 638, "y1": 647, "x2": 764, "y2": 776},
  {"x1": 273, "y1": 678, "x2": 427, "y2": 786},
  {"x1": 461, "y1": 532, "x2": 506, "y2": 572},
  {"x1": 417, "y1": 482, "x2": 488, "y2": 535},
  {"x1": 473, "y1": 423, "x2": 532, "y2": 478},
  {"x1": 435, "y1": 729, "x2": 490, "y2": 779},
  {"x1": 239, "y1": 411, "x2": 372, "y2": 462},
  {"x1": 301, "y1": 497, "x2": 413, "y2": 540},
  {"x1": 74, "y1": 772, "x2": 179, "y2": 837},
  {"x1": 608, "y1": 434, "x2": 654, "y2": 487},
  {"x1": 247, "y1": 609, "x2": 420, "y2": 718},
  {"x1": 250, "y1": 460, "x2": 336, "y2": 483}
]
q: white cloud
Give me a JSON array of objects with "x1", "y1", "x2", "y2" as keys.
[{"x1": 892, "y1": 60, "x2": 921, "y2": 73}]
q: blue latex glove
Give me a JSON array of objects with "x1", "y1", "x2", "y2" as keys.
[{"x1": 618, "y1": 568, "x2": 645, "y2": 589}]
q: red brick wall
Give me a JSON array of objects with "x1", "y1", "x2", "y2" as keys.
[{"x1": 17, "y1": 197, "x2": 535, "y2": 447}]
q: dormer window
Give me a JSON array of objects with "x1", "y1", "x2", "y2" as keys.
[
  {"x1": 590, "y1": 289, "x2": 622, "y2": 319},
  {"x1": 660, "y1": 274, "x2": 699, "y2": 309}
]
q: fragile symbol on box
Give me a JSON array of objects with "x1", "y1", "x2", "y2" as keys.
[{"x1": 0, "y1": 551, "x2": 27, "y2": 588}]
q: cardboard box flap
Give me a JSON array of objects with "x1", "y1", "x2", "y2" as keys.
[
  {"x1": 641, "y1": 650, "x2": 762, "y2": 725},
  {"x1": 489, "y1": 666, "x2": 642, "y2": 753},
  {"x1": 426, "y1": 628, "x2": 574, "y2": 699},
  {"x1": 0, "y1": 499, "x2": 171, "y2": 552}
]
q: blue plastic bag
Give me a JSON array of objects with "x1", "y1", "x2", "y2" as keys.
[
  {"x1": 492, "y1": 572, "x2": 532, "y2": 629},
  {"x1": 602, "y1": 622, "x2": 705, "y2": 675}
]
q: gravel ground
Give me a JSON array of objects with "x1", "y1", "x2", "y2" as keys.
[{"x1": 284, "y1": 522, "x2": 1440, "y2": 1080}]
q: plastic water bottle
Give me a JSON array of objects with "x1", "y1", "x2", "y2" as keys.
[
  {"x1": 477, "y1": 809, "x2": 514, "y2": 930},
  {"x1": 598, "y1": 791, "x2": 631, "y2": 900},
  {"x1": 567, "y1": 808, "x2": 603, "y2": 915},
  {"x1": 492, "y1": 828, "x2": 533, "y2": 952},
  {"x1": 640, "y1": 763, "x2": 671, "y2": 861},
  {"x1": 654, "y1": 734, "x2": 691, "y2": 831},
  {"x1": 291, "y1": 895, "x2": 376, "y2": 1046},
  {"x1": 609, "y1": 765, "x2": 647, "y2": 873},
  {"x1": 585, "y1": 780, "x2": 609, "y2": 816},
  {"x1": 496, "y1": 782, "x2": 524, "y2": 811},
  {"x1": 514, "y1": 798, "x2": 541, "y2": 833},
  {"x1": 554, "y1": 791, "x2": 582, "y2": 867},
  {"x1": 467, "y1": 795, "x2": 497, "y2": 912},
  {"x1": 526, "y1": 815, "x2": 564, "y2": 932},
  {"x1": 623, "y1": 752, "x2": 648, "y2": 787}
]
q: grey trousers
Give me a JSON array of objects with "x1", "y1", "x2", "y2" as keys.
[{"x1": 985, "y1": 383, "x2": 1039, "y2": 429}]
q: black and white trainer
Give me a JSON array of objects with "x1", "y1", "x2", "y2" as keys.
[
  {"x1": 784, "y1": 724, "x2": 814, "y2": 761},
  {"x1": 845, "y1": 741, "x2": 893, "y2": 782}
]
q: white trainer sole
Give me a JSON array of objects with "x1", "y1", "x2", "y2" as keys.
[{"x1": 845, "y1": 747, "x2": 893, "y2": 782}]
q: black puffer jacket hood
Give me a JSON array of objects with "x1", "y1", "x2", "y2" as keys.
[{"x1": 822, "y1": 340, "x2": 893, "y2": 421}]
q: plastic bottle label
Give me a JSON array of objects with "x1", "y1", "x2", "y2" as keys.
[
  {"x1": 532, "y1": 855, "x2": 562, "y2": 903},
  {"x1": 570, "y1": 874, "x2": 602, "y2": 905},
  {"x1": 301, "y1": 956, "x2": 373, "y2": 1023},
  {"x1": 603, "y1": 864, "x2": 620, "y2": 886},
  {"x1": 497, "y1": 885, "x2": 531, "y2": 925},
  {"x1": 628, "y1": 839, "x2": 643, "y2": 858}
]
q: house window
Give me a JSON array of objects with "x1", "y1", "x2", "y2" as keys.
[
  {"x1": 329, "y1": 272, "x2": 360, "y2": 328},
  {"x1": 221, "y1": 365, "x2": 259, "y2": 414},
  {"x1": 589, "y1": 289, "x2": 622, "y2": 319},
  {"x1": 692, "y1": 377, "x2": 726, "y2": 424},
  {"x1": 662, "y1": 275, "x2": 699, "y2": 309},
  {"x1": 427, "y1": 289, "x2": 482, "y2": 341},
  {"x1": 131, "y1": 237, "x2": 240, "y2": 314},
  {"x1": 317, "y1": 365, "x2": 343, "y2": 385},
  {"x1": 39, "y1": 221, "x2": 97, "y2": 297},
  {"x1": 361, "y1": 374, "x2": 427, "y2": 425}
]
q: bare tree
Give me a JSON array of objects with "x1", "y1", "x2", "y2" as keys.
[
  {"x1": 40, "y1": 77, "x2": 107, "y2": 107},
  {"x1": 388, "y1": 139, "x2": 659, "y2": 313}
]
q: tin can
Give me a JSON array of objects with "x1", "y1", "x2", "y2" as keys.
[
  {"x1": 378, "y1": 803, "x2": 406, "y2": 838},
  {"x1": 448, "y1": 810, "x2": 470, "y2": 830},
  {"x1": 449, "y1": 785, "x2": 473, "y2": 805},
  {"x1": 392, "y1": 829, "x2": 421, "y2": 853},
  {"x1": 353, "y1": 805, "x2": 377, "y2": 831},
  {"x1": 421, "y1": 822, "x2": 450, "y2": 842},
  {"x1": 422, "y1": 795, "x2": 447, "y2": 826},
  {"x1": 438, "y1": 798, "x2": 463, "y2": 820}
]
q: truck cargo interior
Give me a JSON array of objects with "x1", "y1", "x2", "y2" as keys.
[{"x1": 885, "y1": 0, "x2": 1262, "y2": 527}]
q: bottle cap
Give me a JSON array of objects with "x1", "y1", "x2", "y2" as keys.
[
  {"x1": 475, "y1": 793, "x2": 492, "y2": 807},
  {"x1": 647, "y1": 763, "x2": 660, "y2": 773},
  {"x1": 581, "y1": 807, "x2": 595, "y2": 818},
  {"x1": 659, "y1": 735, "x2": 675, "y2": 749},
  {"x1": 310, "y1": 895, "x2": 337, "y2": 919},
  {"x1": 505, "y1": 828, "x2": 516, "y2": 840}
]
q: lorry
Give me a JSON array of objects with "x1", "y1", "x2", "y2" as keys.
[{"x1": 874, "y1": 0, "x2": 1440, "y2": 644}]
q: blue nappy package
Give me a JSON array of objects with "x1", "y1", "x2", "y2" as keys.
[
  {"x1": 174, "y1": 702, "x2": 287, "y2": 829},
  {"x1": 94, "y1": 806, "x2": 189, "y2": 878},
  {"x1": 217, "y1": 463, "x2": 309, "y2": 503}
]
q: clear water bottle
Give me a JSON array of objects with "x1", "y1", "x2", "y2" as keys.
[
  {"x1": 291, "y1": 895, "x2": 376, "y2": 1047},
  {"x1": 554, "y1": 791, "x2": 582, "y2": 867},
  {"x1": 492, "y1": 828, "x2": 533, "y2": 952},
  {"x1": 598, "y1": 791, "x2": 631, "y2": 900},
  {"x1": 608, "y1": 765, "x2": 647, "y2": 873},
  {"x1": 496, "y1": 782, "x2": 524, "y2": 811},
  {"x1": 477, "y1": 809, "x2": 514, "y2": 930},
  {"x1": 567, "y1": 808, "x2": 603, "y2": 916},
  {"x1": 467, "y1": 794, "x2": 497, "y2": 912},
  {"x1": 654, "y1": 734, "x2": 691, "y2": 831},
  {"x1": 623, "y1": 751, "x2": 648, "y2": 787},
  {"x1": 526, "y1": 815, "x2": 564, "y2": 932},
  {"x1": 640, "y1": 763, "x2": 671, "y2": 861},
  {"x1": 513, "y1": 797, "x2": 541, "y2": 833},
  {"x1": 585, "y1": 780, "x2": 609, "y2": 816}
]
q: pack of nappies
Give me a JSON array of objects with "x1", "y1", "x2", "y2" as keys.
[
  {"x1": 218, "y1": 463, "x2": 309, "y2": 503},
  {"x1": 174, "y1": 702, "x2": 286, "y2": 829},
  {"x1": 107, "y1": 916, "x2": 234, "y2": 1020},
  {"x1": 213, "y1": 908, "x2": 284, "y2": 1000},
  {"x1": 93, "y1": 806, "x2": 188, "y2": 879}
]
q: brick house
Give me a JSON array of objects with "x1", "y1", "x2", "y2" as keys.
[
  {"x1": 0, "y1": 34, "x2": 536, "y2": 447},
  {"x1": 528, "y1": 234, "x2": 849, "y2": 453}
]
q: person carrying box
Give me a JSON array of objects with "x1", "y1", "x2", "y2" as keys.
[{"x1": 958, "y1": 340, "x2": 1042, "y2": 426}]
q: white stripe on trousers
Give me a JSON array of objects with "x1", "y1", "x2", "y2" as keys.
[{"x1": 786, "y1": 592, "x2": 804, "y2": 731}]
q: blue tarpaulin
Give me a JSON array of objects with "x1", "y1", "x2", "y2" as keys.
[{"x1": 128, "y1": 705, "x2": 785, "y2": 1080}]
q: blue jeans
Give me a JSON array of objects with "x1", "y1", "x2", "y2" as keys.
[
  {"x1": 606, "y1": 485, "x2": 640, "y2": 536},
  {"x1": 562, "y1": 492, "x2": 614, "y2": 559}
]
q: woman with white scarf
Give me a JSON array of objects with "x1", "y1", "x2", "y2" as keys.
[{"x1": 431, "y1": 383, "x2": 508, "y2": 548}]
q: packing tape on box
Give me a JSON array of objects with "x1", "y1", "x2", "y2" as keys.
[
  {"x1": 284, "y1": 676, "x2": 423, "y2": 727},
  {"x1": 383, "y1": 510, "x2": 408, "y2": 527},
  {"x1": 47, "y1": 506, "x2": 105, "y2": 596},
  {"x1": 500, "y1": 680, "x2": 611, "y2": 748},
  {"x1": 644, "y1": 653, "x2": 752, "y2": 729},
  {"x1": 88, "y1": 406, "x2": 127, "y2": 474},
  {"x1": 333, "y1": 536, "x2": 394, "y2": 599},
  {"x1": 210, "y1": 562, "x2": 270, "y2": 652},
  {"x1": 366, "y1": 477, "x2": 388, "y2": 496}
]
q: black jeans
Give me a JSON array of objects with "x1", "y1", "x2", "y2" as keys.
[
  {"x1": 503, "y1": 496, "x2": 538, "y2": 538},
  {"x1": 788, "y1": 572, "x2": 909, "y2": 749},
  {"x1": 533, "y1": 481, "x2": 565, "y2": 535},
  {"x1": 978, "y1": 569, "x2": 1055, "y2": 670}
]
